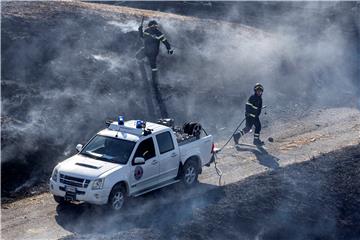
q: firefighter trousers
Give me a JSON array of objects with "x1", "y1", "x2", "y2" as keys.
[
  {"x1": 136, "y1": 48, "x2": 158, "y2": 71},
  {"x1": 242, "y1": 116, "x2": 261, "y2": 135}
]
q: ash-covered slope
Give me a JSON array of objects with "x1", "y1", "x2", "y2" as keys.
[
  {"x1": 2, "y1": 105, "x2": 360, "y2": 239},
  {"x1": 1, "y1": 1, "x2": 252, "y2": 196},
  {"x1": 7, "y1": 145, "x2": 355, "y2": 240},
  {"x1": 1, "y1": 1, "x2": 359, "y2": 197}
]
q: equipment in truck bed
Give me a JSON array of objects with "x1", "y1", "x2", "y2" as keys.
[{"x1": 157, "y1": 118, "x2": 203, "y2": 145}]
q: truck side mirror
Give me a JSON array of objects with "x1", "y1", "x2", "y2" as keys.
[
  {"x1": 76, "y1": 144, "x2": 83, "y2": 152},
  {"x1": 134, "y1": 157, "x2": 145, "y2": 165}
]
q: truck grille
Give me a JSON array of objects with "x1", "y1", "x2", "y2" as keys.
[{"x1": 59, "y1": 174, "x2": 90, "y2": 188}]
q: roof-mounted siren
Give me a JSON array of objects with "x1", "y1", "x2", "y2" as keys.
[
  {"x1": 136, "y1": 120, "x2": 153, "y2": 136},
  {"x1": 136, "y1": 120, "x2": 146, "y2": 129},
  {"x1": 118, "y1": 116, "x2": 125, "y2": 125}
]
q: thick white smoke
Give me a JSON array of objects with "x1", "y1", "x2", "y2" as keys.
[{"x1": 1, "y1": 0, "x2": 359, "y2": 204}]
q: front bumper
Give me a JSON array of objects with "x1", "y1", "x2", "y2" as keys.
[{"x1": 49, "y1": 178, "x2": 111, "y2": 205}]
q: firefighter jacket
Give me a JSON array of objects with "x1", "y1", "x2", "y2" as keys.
[
  {"x1": 245, "y1": 94, "x2": 262, "y2": 118},
  {"x1": 139, "y1": 26, "x2": 171, "y2": 56}
]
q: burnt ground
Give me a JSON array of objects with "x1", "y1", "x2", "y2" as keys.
[
  {"x1": 1, "y1": 1, "x2": 260, "y2": 199},
  {"x1": 57, "y1": 146, "x2": 359, "y2": 240},
  {"x1": 2, "y1": 107, "x2": 360, "y2": 240},
  {"x1": 176, "y1": 145, "x2": 360, "y2": 240},
  {"x1": 2, "y1": 1, "x2": 359, "y2": 202},
  {"x1": 2, "y1": 143, "x2": 360, "y2": 240},
  {"x1": 1, "y1": 1, "x2": 360, "y2": 240}
]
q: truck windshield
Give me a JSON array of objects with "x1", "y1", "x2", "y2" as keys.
[{"x1": 80, "y1": 135, "x2": 136, "y2": 164}]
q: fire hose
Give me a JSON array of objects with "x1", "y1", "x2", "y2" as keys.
[
  {"x1": 202, "y1": 117, "x2": 246, "y2": 185},
  {"x1": 208, "y1": 105, "x2": 268, "y2": 185},
  {"x1": 211, "y1": 117, "x2": 246, "y2": 185},
  {"x1": 216, "y1": 105, "x2": 268, "y2": 153}
]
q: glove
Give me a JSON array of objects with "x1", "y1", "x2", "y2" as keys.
[
  {"x1": 168, "y1": 48, "x2": 174, "y2": 55},
  {"x1": 138, "y1": 25, "x2": 143, "y2": 32},
  {"x1": 245, "y1": 112, "x2": 250, "y2": 117}
]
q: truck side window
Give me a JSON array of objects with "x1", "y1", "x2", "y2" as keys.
[
  {"x1": 133, "y1": 137, "x2": 156, "y2": 162},
  {"x1": 156, "y1": 132, "x2": 175, "y2": 154}
]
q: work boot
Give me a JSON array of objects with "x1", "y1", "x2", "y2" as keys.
[
  {"x1": 233, "y1": 132, "x2": 241, "y2": 145},
  {"x1": 253, "y1": 138, "x2": 265, "y2": 146}
]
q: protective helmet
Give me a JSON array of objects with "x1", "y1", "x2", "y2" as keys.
[
  {"x1": 254, "y1": 83, "x2": 264, "y2": 92},
  {"x1": 148, "y1": 20, "x2": 158, "y2": 27}
]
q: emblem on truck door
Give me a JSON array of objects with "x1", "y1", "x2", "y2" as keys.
[{"x1": 134, "y1": 166, "x2": 143, "y2": 180}]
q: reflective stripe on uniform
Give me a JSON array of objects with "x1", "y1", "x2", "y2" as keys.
[
  {"x1": 156, "y1": 34, "x2": 164, "y2": 40},
  {"x1": 144, "y1": 32, "x2": 162, "y2": 41},
  {"x1": 144, "y1": 32, "x2": 156, "y2": 39},
  {"x1": 254, "y1": 133, "x2": 260, "y2": 136},
  {"x1": 152, "y1": 68, "x2": 158, "y2": 72},
  {"x1": 161, "y1": 37, "x2": 167, "y2": 42},
  {"x1": 246, "y1": 102, "x2": 258, "y2": 110},
  {"x1": 249, "y1": 114, "x2": 256, "y2": 118}
]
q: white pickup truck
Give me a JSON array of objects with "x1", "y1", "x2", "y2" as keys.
[{"x1": 49, "y1": 118, "x2": 215, "y2": 211}]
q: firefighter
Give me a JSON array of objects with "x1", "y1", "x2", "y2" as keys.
[
  {"x1": 136, "y1": 20, "x2": 173, "y2": 118},
  {"x1": 233, "y1": 83, "x2": 264, "y2": 146},
  {"x1": 136, "y1": 20, "x2": 174, "y2": 75}
]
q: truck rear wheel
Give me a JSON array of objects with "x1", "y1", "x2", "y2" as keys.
[
  {"x1": 108, "y1": 184, "x2": 126, "y2": 211},
  {"x1": 182, "y1": 160, "x2": 199, "y2": 187}
]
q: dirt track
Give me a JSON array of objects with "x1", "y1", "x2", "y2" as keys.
[{"x1": 2, "y1": 107, "x2": 360, "y2": 240}]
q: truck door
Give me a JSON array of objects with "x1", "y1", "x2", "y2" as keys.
[
  {"x1": 155, "y1": 131, "x2": 179, "y2": 182},
  {"x1": 129, "y1": 136, "x2": 159, "y2": 192}
]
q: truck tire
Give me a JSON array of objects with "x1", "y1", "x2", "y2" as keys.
[
  {"x1": 53, "y1": 195, "x2": 69, "y2": 205},
  {"x1": 108, "y1": 184, "x2": 126, "y2": 211},
  {"x1": 181, "y1": 160, "x2": 199, "y2": 187}
]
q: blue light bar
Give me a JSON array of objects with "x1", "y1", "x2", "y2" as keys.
[
  {"x1": 136, "y1": 120, "x2": 145, "y2": 129},
  {"x1": 118, "y1": 116, "x2": 124, "y2": 125}
]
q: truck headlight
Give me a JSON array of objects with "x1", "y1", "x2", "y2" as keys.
[
  {"x1": 92, "y1": 178, "x2": 105, "y2": 190},
  {"x1": 51, "y1": 168, "x2": 58, "y2": 182}
]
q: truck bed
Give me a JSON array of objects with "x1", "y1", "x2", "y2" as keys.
[{"x1": 175, "y1": 132, "x2": 198, "y2": 146}]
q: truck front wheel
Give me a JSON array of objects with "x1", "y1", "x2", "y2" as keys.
[
  {"x1": 182, "y1": 160, "x2": 199, "y2": 186},
  {"x1": 108, "y1": 184, "x2": 126, "y2": 211},
  {"x1": 53, "y1": 195, "x2": 70, "y2": 205}
]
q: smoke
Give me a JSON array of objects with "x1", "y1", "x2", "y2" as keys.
[
  {"x1": 1, "y1": 0, "x2": 359, "y2": 214},
  {"x1": 107, "y1": 20, "x2": 139, "y2": 33},
  {"x1": 158, "y1": 2, "x2": 359, "y2": 134},
  {"x1": 1, "y1": 1, "x2": 359, "y2": 239}
]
